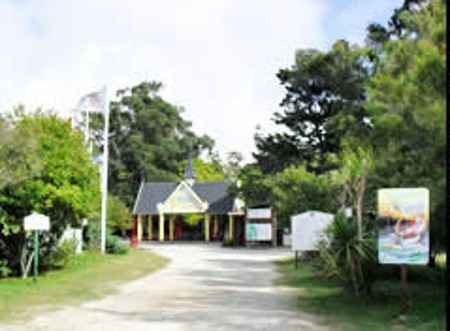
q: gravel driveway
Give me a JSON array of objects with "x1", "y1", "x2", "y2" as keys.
[{"x1": 3, "y1": 243, "x2": 328, "y2": 331}]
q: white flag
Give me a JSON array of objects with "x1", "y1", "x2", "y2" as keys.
[{"x1": 77, "y1": 87, "x2": 106, "y2": 112}]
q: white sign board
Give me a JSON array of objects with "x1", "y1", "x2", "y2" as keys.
[
  {"x1": 246, "y1": 223, "x2": 272, "y2": 241},
  {"x1": 291, "y1": 211, "x2": 333, "y2": 251},
  {"x1": 24, "y1": 213, "x2": 50, "y2": 231},
  {"x1": 247, "y1": 208, "x2": 271, "y2": 219}
]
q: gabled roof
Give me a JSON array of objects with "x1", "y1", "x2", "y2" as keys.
[
  {"x1": 132, "y1": 180, "x2": 236, "y2": 215},
  {"x1": 192, "y1": 181, "x2": 235, "y2": 214},
  {"x1": 132, "y1": 182, "x2": 178, "y2": 214}
]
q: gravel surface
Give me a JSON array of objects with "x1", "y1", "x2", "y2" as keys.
[{"x1": 3, "y1": 243, "x2": 329, "y2": 331}]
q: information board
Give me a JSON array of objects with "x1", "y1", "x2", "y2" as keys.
[{"x1": 246, "y1": 223, "x2": 272, "y2": 241}]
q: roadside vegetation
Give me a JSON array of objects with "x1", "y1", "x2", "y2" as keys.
[
  {"x1": 275, "y1": 256, "x2": 446, "y2": 330},
  {"x1": 240, "y1": 0, "x2": 446, "y2": 329},
  {"x1": 0, "y1": 248, "x2": 169, "y2": 323}
]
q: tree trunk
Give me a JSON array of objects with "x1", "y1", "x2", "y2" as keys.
[
  {"x1": 356, "y1": 159, "x2": 367, "y2": 240},
  {"x1": 19, "y1": 233, "x2": 28, "y2": 277},
  {"x1": 22, "y1": 252, "x2": 34, "y2": 279}
]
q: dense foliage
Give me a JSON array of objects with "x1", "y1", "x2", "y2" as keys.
[
  {"x1": 254, "y1": 40, "x2": 371, "y2": 174},
  {"x1": 0, "y1": 110, "x2": 99, "y2": 277},
  {"x1": 89, "y1": 81, "x2": 215, "y2": 207},
  {"x1": 245, "y1": 0, "x2": 446, "y2": 251},
  {"x1": 365, "y1": 0, "x2": 446, "y2": 250}
]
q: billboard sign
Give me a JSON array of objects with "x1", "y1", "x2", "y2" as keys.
[
  {"x1": 378, "y1": 188, "x2": 429, "y2": 265},
  {"x1": 246, "y1": 223, "x2": 272, "y2": 241}
]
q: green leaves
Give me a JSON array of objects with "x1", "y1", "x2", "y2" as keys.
[
  {"x1": 366, "y1": 0, "x2": 446, "y2": 249},
  {"x1": 89, "y1": 81, "x2": 215, "y2": 207},
  {"x1": 255, "y1": 40, "x2": 371, "y2": 174},
  {"x1": 0, "y1": 111, "x2": 100, "y2": 276}
]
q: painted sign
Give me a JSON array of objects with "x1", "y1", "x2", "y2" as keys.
[
  {"x1": 247, "y1": 208, "x2": 271, "y2": 219},
  {"x1": 246, "y1": 223, "x2": 272, "y2": 241},
  {"x1": 378, "y1": 188, "x2": 429, "y2": 265},
  {"x1": 24, "y1": 213, "x2": 50, "y2": 231},
  {"x1": 291, "y1": 211, "x2": 333, "y2": 251}
]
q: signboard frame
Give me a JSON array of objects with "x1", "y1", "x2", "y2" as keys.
[{"x1": 377, "y1": 188, "x2": 429, "y2": 265}]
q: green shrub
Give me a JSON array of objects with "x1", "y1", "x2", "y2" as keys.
[
  {"x1": 106, "y1": 234, "x2": 129, "y2": 255},
  {"x1": 222, "y1": 238, "x2": 234, "y2": 247},
  {"x1": 318, "y1": 213, "x2": 377, "y2": 299},
  {"x1": 0, "y1": 259, "x2": 11, "y2": 277},
  {"x1": 46, "y1": 238, "x2": 77, "y2": 269},
  {"x1": 84, "y1": 221, "x2": 102, "y2": 251}
]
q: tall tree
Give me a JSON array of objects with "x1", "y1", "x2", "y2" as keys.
[
  {"x1": 89, "y1": 82, "x2": 214, "y2": 207},
  {"x1": 254, "y1": 40, "x2": 371, "y2": 174},
  {"x1": 366, "y1": 0, "x2": 446, "y2": 250}
]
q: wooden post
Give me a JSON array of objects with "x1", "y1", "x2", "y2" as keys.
[
  {"x1": 137, "y1": 214, "x2": 143, "y2": 242},
  {"x1": 400, "y1": 264, "x2": 407, "y2": 323},
  {"x1": 148, "y1": 215, "x2": 153, "y2": 240},
  {"x1": 169, "y1": 215, "x2": 174, "y2": 241},
  {"x1": 205, "y1": 214, "x2": 210, "y2": 242},
  {"x1": 159, "y1": 212, "x2": 164, "y2": 242}
]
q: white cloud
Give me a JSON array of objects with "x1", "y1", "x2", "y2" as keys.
[{"x1": 0, "y1": 0, "x2": 329, "y2": 163}]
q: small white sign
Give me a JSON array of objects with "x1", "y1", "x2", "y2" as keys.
[
  {"x1": 24, "y1": 213, "x2": 50, "y2": 231},
  {"x1": 291, "y1": 211, "x2": 334, "y2": 251},
  {"x1": 247, "y1": 208, "x2": 271, "y2": 219}
]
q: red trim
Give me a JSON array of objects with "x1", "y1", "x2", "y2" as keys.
[{"x1": 131, "y1": 219, "x2": 138, "y2": 246}]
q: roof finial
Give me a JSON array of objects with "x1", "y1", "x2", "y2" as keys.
[{"x1": 183, "y1": 155, "x2": 196, "y2": 185}]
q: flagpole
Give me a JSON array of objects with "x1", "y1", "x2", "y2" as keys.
[
  {"x1": 85, "y1": 108, "x2": 89, "y2": 146},
  {"x1": 100, "y1": 87, "x2": 109, "y2": 254}
]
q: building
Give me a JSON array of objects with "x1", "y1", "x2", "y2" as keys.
[{"x1": 131, "y1": 159, "x2": 245, "y2": 243}]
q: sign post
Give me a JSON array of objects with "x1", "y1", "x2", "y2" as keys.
[
  {"x1": 401, "y1": 264, "x2": 407, "y2": 321},
  {"x1": 377, "y1": 188, "x2": 429, "y2": 323},
  {"x1": 24, "y1": 213, "x2": 50, "y2": 283},
  {"x1": 34, "y1": 230, "x2": 39, "y2": 283}
]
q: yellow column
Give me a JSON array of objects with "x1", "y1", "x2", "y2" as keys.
[
  {"x1": 137, "y1": 215, "x2": 143, "y2": 242},
  {"x1": 205, "y1": 214, "x2": 210, "y2": 242},
  {"x1": 169, "y1": 215, "x2": 174, "y2": 241},
  {"x1": 148, "y1": 216, "x2": 153, "y2": 240},
  {"x1": 159, "y1": 213, "x2": 164, "y2": 242},
  {"x1": 229, "y1": 214, "x2": 234, "y2": 240}
]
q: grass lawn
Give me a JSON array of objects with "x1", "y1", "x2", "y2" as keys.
[
  {"x1": 275, "y1": 257, "x2": 446, "y2": 330},
  {"x1": 0, "y1": 247, "x2": 169, "y2": 323}
]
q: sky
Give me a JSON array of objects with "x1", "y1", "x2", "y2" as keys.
[{"x1": 0, "y1": 0, "x2": 403, "y2": 163}]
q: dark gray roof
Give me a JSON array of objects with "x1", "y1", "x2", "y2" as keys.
[
  {"x1": 192, "y1": 181, "x2": 235, "y2": 214},
  {"x1": 183, "y1": 158, "x2": 196, "y2": 180},
  {"x1": 132, "y1": 181, "x2": 236, "y2": 215},
  {"x1": 132, "y1": 182, "x2": 178, "y2": 214}
]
